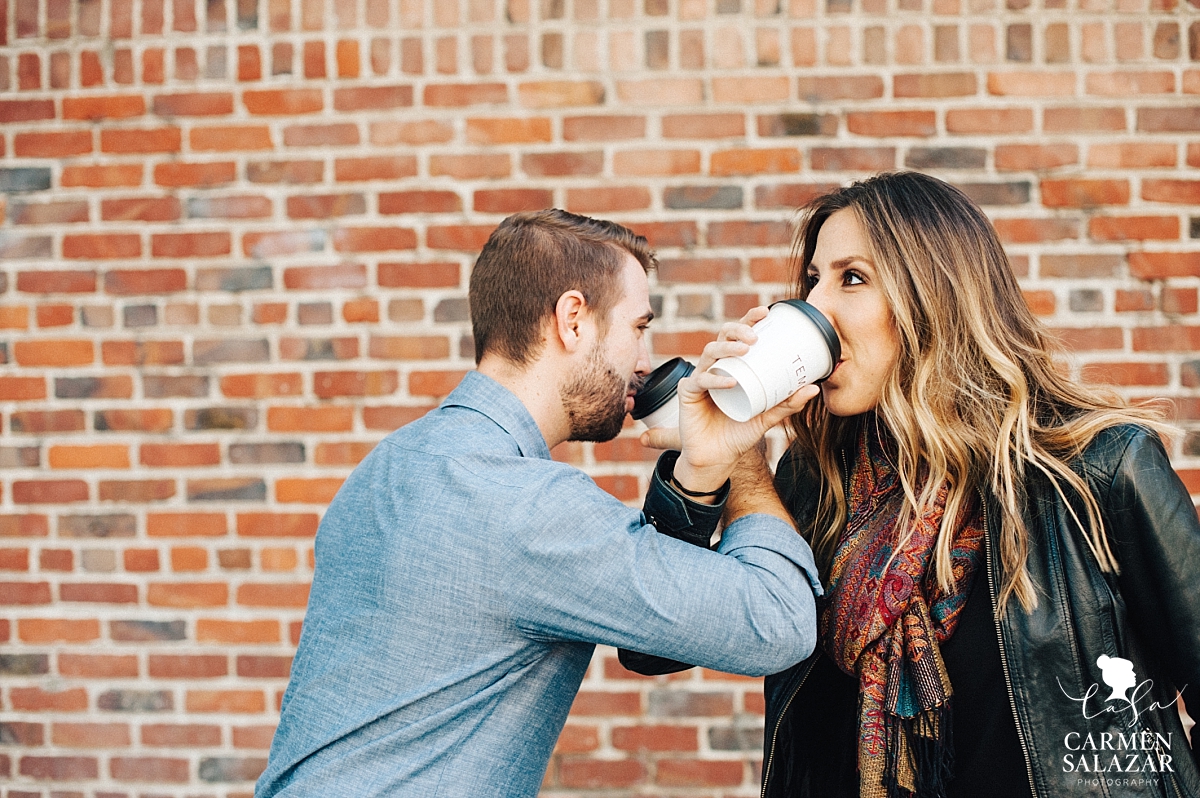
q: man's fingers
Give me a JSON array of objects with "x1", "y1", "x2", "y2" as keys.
[{"x1": 639, "y1": 427, "x2": 681, "y2": 450}]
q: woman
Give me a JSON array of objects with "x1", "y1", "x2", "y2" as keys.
[{"x1": 632, "y1": 172, "x2": 1200, "y2": 797}]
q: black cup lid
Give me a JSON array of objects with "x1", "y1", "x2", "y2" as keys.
[
  {"x1": 631, "y1": 357, "x2": 695, "y2": 420},
  {"x1": 769, "y1": 299, "x2": 842, "y2": 371}
]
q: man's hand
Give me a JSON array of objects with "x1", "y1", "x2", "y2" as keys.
[{"x1": 643, "y1": 306, "x2": 819, "y2": 495}]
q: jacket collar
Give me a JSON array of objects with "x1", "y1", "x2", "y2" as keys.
[{"x1": 439, "y1": 370, "x2": 553, "y2": 461}]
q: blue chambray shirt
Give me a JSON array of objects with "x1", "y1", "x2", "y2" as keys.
[{"x1": 256, "y1": 371, "x2": 821, "y2": 798}]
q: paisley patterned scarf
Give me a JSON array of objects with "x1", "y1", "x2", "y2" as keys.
[{"x1": 820, "y1": 423, "x2": 985, "y2": 798}]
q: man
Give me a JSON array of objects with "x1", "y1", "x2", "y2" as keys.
[{"x1": 255, "y1": 210, "x2": 822, "y2": 797}]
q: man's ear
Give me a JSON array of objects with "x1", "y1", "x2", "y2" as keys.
[{"x1": 553, "y1": 290, "x2": 589, "y2": 355}]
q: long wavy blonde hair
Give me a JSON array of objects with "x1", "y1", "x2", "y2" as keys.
[{"x1": 786, "y1": 172, "x2": 1168, "y2": 612}]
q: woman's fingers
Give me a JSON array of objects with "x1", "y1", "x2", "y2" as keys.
[
  {"x1": 738, "y1": 306, "x2": 770, "y2": 328},
  {"x1": 696, "y1": 337, "x2": 752, "y2": 372}
]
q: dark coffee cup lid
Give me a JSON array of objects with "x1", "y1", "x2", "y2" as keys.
[
  {"x1": 632, "y1": 357, "x2": 695, "y2": 420},
  {"x1": 769, "y1": 299, "x2": 842, "y2": 369}
]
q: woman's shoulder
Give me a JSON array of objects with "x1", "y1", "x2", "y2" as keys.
[{"x1": 1074, "y1": 422, "x2": 1168, "y2": 484}]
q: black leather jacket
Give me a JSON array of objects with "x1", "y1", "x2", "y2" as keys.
[{"x1": 763, "y1": 424, "x2": 1200, "y2": 798}]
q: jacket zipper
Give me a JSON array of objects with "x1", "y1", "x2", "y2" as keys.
[
  {"x1": 980, "y1": 487, "x2": 1039, "y2": 798},
  {"x1": 760, "y1": 449, "x2": 851, "y2": 798}
]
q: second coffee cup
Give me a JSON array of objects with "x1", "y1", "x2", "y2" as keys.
[
  {"x1": 631, "y1": 357, "x2": 695, "y2": 429},
  {"x1": 707, "y1": 300, "x2": 840, "y2": 423}
]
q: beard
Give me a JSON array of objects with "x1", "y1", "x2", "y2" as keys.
[{"x1": 560, "y1": 343, "x2": 639, "y2": 443}]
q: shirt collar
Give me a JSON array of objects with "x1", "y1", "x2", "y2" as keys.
[{"x1": 440, "y1": 370, "x2": 553, "y2": 461}]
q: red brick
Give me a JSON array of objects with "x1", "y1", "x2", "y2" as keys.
[
  {"x1": 425, "y1": 82, "x2": 508, "y2": 106},
  {"x1": 522, "y1": 151, "x2": 604, "y2": 176},
  {"x1": 666, "y1": 267, "x2": 744, "y2": 300},
  {"x1": 61, "y1": 95, "x2": 145, "y2": 122},
  {"x1": 19, "y1": 756, "x2": 99, "y2": 780},
  {"x1": 141, "y1": 724, "x2": 222, "y2": 747},
  {"x1": 1081, "y1": 362, "x2": 1169, "y2": 386},
  {"x1": 427, "y1": 225, "x2": 494, "y2": 252},
  {"x1": 14, "y1": 130, "x2": 93, "y2": 157},
  {"x1": 564, "y1": 115, "x2": 647, "y2": 141},
  {"x1": 105, "y1": 268, "x2": 188, "y2": 294},
  {"x1": 99, "y1": 127, "x2": 181, "y2": 153},
  {"x1": 473, "y1": 188, "x2": 555, "y2": 213},
  {"x1": 656, "y1": 759, "x2": 744, "y2": 787},
  {"x1": 566, "y1": 186, "x2": 652, "y2": 212},
  {"x1": 147, "y1": 582, "x2": 229, "y2": 607},
  {"x1": 153, "y1": 91, "x2": 234, "y2": 116},
  {"x1": 197, "y1": 618, "x2": 281, "y2": 643},
  {"x1": 237, "y1": 582, "x2": 310, "y2": 607},
  {"x1": 48, "y1": 444, "x2": 130, "y2": 469},
  {"x1": 0, "y1": 548, "x2": 30, "y2": 570},
  {"x1": 796, "y1": 75, "x2": 883, "y2": 101},
  {"x1": 100, "y1": 197, "x2": 182, "y2": 222},
  {"x1": 1089, "y1": 216, "x2": 1178, "y2": 241},
  {"x1": 810, "y1": 147, "x2": 896, "y2": 171},
  {"x1": 286, "y1": 193, "x2": 366, "y2": 219},
  {"x1": 333, "y1": 227, "x2": 417, "y2": 252},
  {"x1": 1041, "y1": 179, "x2": 1130, "y2": 208},
  {"x1": 100, "y1": 340, "x2": 185, "y2": 365},
  {"x1": 612, "y1": 724, "x2": 699, "y2": 751},
  {"x1": 18, "y1": 618, "x2": 100, "y2": 642},
  {"x1": 1086, "y1": 71, "x2": 1176, "y2": 96},
  {"x1": 663, "y1": 113, "x2": 744, "y2": 139},
  {"x1": 429, "y1": 153, "x2": 511, "y2": 179},
  {"x1": 313, "y1": 370, "x2": 400, "y2": 397},
  {"x1": 1133, "y1": 326, "x2": 1200, "y2": 352},
  {"x1": 52, "y1": 722, "x2": 132, "y2": 747},
  {"x1": 60, "y1": 582, "x2": 139, "y2": 603},
  {"x1": 409, "y1": 370, "x2": 469, "y2": 397},
  {"x1": 558, "y1": 759, "x2": 646, "y2": 788},
  {"x1": 276, "y1": 478, "x2": 343, "y2": 503},
  {"x1": 0, "y1": 377, "x2": 46, "y2": 401},
  {"x1": 220, "y1": 372, "x2": 303, "y2": 398},
  {"x1": 186, "y1": 690, "x2": 266, "y2": 713},
  {"x1": 0, "y1": 99, "x2": 55, "y2": 122},
  {"x1": 191, "y1": 125, "x2": 274, "y2": 151},
  {"x1": 847, "y1": 111, "x2": 936, "y2": 137},
  {"x1": 712, "y1": 76, "x2": 789, "y2": 103},
  {"x1": 147, "y1": 512, "x2": 227, "y2": 537},
  {"x1": 61, "y1": 164, "x2": 144, "y2": 187},
  {"x1": 35, "y1": 303, "x2": 73, "y2": 326},
  {"x1": 283, "y1": 263, "x2": 367, "y2": 289},
  {"x1": 946, "y1": 108, "x2": 1033, "y2": 133},
  {"x1": 1129, "y1": 252, "x2": 1200, "y2": 280},
  {"x1": 467, "y1": 117, "x2": 553, "y2": 144},
  {"x1": 379, "y1": 191, "x2": 462, "y2": 214},
  {"x1": 58, "y1": 653, "x2": 139, "y2": 677},
  {"x1": 243, "y1": 88, "x2": 323, "y2": 115},
  {"x1": 140, "y1": 443, "x2": 220, "y2": 467},
  {"x1": 154, "y1": 161, "x2": 237, "y2": 187},
  {"x1": 12, "y1": 340, "x2": 91, "y2": 368},
  {"x1": 894, "y1": 72, "x2": 977, "y2": 97},
  {"x1": 992, "y1": 218, "x2": 1080, "y2": 244},
  {"x1": 711, "y1": 148, "x2": 801, "y2": 175},
  {"x1": 236, "y1": 513, "x2": 319, "y2": 538},
  {"x1": 1143, "y1": 180, "x2": 1200, "y2": 205},
  {"x1": 986, "y1": 71, "x2": 1075, "y2": 96},
  {"x1": 267, "y1": 406, "x2": 354, "y2": 432},
  {"x1": 63, "y1": 233, "x2": 141, "y2": 259},
  {"x1": 1049, "y1": 327, "x2": 1124, "y2": 351},
  {"x1": 151, "y1": 231, "x2": 232, "y2": 258},
  {"x1": 110, "y1": 756, "x2": 189, "y2": 783},
  {"x1": 12, "y1": 480, "x2": 90, "y2": 504},
  {"x1": 995, "y1": 144, "x2": 1078, "y2": 171},
  {"x1": 363, "y1": 405, "x2": 434, "y2": 430},
  {"x1": 233, "y1": 724, "x2": 278, "y2": 749},
  {"x1": 333, "y1": 85, "x2": 414, "y2": 110},
  {"x1": 10, "y1": 687, "x2": 88, "y2": 710},
  {"x1": 708, "y1": 221, "x2": 790, "y2": 247},
  {"x1": 10, "y1": 200, "x2": 90, "y2": 225},
  {"x1": 518, "y1": 80, "x2": 605, "y2": 107},
  {"x1": 333, "y1": 156, "x2": 417, "y2": 182},
  {"x1": 1044, "y1": 107, "x2": 1127, "y2": 133},
  {"x1": 314, "y1": 442, "x2": 377, "y2": 465},
  {"x1": 1088, "y1": 143, "x2": 1176, "y2": 169},
  {"x1": 149, "y1": 654, "x2": 228, "y2": 678}
]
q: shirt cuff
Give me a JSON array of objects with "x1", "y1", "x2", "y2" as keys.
[{"x1": 642, "y1": 450, "x2": 727, "y2": 549}]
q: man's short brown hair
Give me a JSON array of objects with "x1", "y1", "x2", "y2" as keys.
[{"x1": 468, "y1": 209, "x2": 656, "y2": 366}]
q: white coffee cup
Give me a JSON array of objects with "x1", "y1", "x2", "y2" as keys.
[
  {"x1": 707, "y1": 300, "x2": 840, "y2": 423},
  {"x1": 631, "y1": 357, "x2": 695, "y2": 429}
]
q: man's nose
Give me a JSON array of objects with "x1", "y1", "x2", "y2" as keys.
[{"x1": 635, "y1": 340, "x2": 652, "y2": 376}]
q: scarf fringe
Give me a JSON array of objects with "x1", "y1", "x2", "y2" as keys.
[{"x1": 882, "y1": 703, "x2": 955, "y2": 798}]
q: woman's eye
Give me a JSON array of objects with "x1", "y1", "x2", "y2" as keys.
[
  {"x1": 804, "y1": 272, "x2": 819, "y2": 290},
  {"x1": 844, "y1": 270, "x2": 865, "y2": 286}
]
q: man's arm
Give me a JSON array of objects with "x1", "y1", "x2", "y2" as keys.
[{"x1": 618, "y1": 443, "x2": 803, "y2": 676}]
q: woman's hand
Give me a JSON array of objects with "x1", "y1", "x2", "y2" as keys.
[{"x1": 642, "y1": 306, "x2": 820, "y2": 493}]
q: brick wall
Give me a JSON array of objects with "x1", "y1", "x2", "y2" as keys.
[{"x1": 1, "y1": 0, "x2": 1198, "y2": 792}]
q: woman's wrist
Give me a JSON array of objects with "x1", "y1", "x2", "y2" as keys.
[{"x1": 672, "y1": 459, "x2": 733, "y2": 504}]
